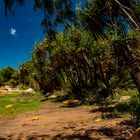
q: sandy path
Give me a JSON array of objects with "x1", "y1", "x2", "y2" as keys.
[{"x1": 0, "y1": 102, "x2": 135, "y2": 140}]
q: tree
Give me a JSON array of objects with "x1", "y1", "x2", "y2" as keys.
[
  {"x1": 31, "y1": 41, "x2": 62, "y2": 95},
  {"x1": 30, "y1": 27, "x2": 131, "y2": 99},
  {"x1": 19, "y1": 60, "x2": 39, "y2": 90},
  {"x1": 0, "y1": 66, "x2": 19, "y2": 86},
  {"x1": 3, "y1": 0, "x2": 140, "y2": 94},
  {"x1": 3, "y1": 0, "x2": 140, "y2": 34},
  {"x1": 113, "y1": 32, "x2": 140, "y2": 93},
  {"x1": 76, "y1": 0, "x2": 140, "y2": 35},
  {"x1": 76, "y1": 0, "x2": 140, "y2": 94}
]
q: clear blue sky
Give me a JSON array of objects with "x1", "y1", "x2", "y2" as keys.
[
  {"x1": 0, "y1": 1, "x2": 45, "y2": 69},
  {"x1": 0, "y1": 1, "x2": 84, "y2": 70}
]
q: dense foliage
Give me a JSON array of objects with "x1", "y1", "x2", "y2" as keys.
[
  {"x1": 0, "y1": 66, "x2": 19, "y2": 86},
  {"x1": 2, "y1": 0, "x2": 140, "y2": 124},
  {"x1": 30, "y1": 28, "x2": 139, "y2": 98}
]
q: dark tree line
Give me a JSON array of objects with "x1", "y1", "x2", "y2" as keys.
[{"x1": 2, "y1": 0, "x2": 140, "y2": 96}]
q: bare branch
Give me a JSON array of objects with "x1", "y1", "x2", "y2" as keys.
[{"x1": 113, "y1": 0, "x2": 140, "y2": 29}]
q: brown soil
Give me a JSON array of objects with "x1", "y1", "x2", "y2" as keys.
[{"x1": 0, "y1": 102, "x2": 136, "y2": 140}]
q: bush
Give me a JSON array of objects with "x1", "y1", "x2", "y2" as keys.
[
  {"x1": 129, "y1": 95, "x2": 140, "y2": 125},
  {"x1": 115, "y1": 89, "x2": 140, "y2": 125}
]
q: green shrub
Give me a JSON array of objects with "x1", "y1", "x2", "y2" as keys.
[{"x1": 129, "y1": 95, "x2": 140, "y2": 124}]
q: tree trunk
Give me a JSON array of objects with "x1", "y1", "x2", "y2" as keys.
[{"x1": 113, "y1": 38, "x2": 140, "y2": 94}]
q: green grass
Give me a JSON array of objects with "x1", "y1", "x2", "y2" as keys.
[{"x1": 0, "y1": 91, "x2": 44, "y2": 117}]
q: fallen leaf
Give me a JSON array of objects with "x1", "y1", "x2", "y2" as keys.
[
  {"x1": 83, "y1": 106, "x2": 94, "y2": 109},
  {"x1": 5, "y1": 104, "x2": 14, "y2": 108},
  {"x1": 30, "y1": 116, "x2": 40, "y2": 121},
  {"x1": 62, "y1": 100, "x2": 81, "y2": 105},
  {"x1": 95, "y1": 118, "x2": 102, "y2": 123},
  {"x1": 48, "y1": 95, "x2": 59, "y2": 99},
  {"x1": 22, "y1": 123, "x2": 30, "y2": 126}
]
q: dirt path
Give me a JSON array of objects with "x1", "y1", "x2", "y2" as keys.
[{"x1": 0, "y1": 102, "x2": 135, "y2": 140}]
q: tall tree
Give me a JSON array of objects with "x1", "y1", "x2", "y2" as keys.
[
  {"x1": 0, "y1": 66, "x2": 19, "y2": 86},
  {"x1": 3, "y1": 0, "x2": 140, "y2": 93},
  {"x1": 76, "y1": 0, "x2": 140, "y2": 94}
]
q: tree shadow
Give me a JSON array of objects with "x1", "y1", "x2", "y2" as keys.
[
  {"x1": 97, "y1": 127, "x2": 115, "y2": 137},
  {"x1": 40, "y1": 98, "x2": 48, "y2": 102},
  {"x1": 90, "y1": 106, "x2": 115, "y2": 113},
  {"x1": 27, "y1": 135, "x2": 49, "y2": 140},
  {"x1": 52, "y1": 134, "x2": 99, "y2": 140},
  {"x1": 52, "y1": 125, "x2": 132, "y2": 140},
  {"x1": 89, "y1": 106, "x2": 122, "y2": 119},
  {"x1": 118, "y1": 119, "x2": 136, "y2": 126},
  {"x1": 95, "y1": 126, "x2": 130, "y2": 140},
  {"x1": 60, "y1": 104, "x2": 82, "y2": 108}
]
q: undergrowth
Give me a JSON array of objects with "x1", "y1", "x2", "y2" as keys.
[{"x1": 0, "y1": 91, "x2": 44, "y2": 117}]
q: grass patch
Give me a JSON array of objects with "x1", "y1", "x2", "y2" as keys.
[{"x1": 0, "y1": 91, "x2": 44, "y2": 117}]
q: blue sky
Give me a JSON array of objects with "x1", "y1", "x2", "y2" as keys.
[
  {"x1": 0, "y1": 1, "x2": 45, "y2": 69},
  {"x1": 0, "y1": 1, "x2": 84, "y2": 70}
]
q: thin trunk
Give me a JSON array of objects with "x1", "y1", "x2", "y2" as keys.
[
  {"x1": 73, "y1": 63, "x2": 81, "y2": 87},
  {"x1": 125, "y1": 49, "x2": 140, "y2": 93},
  {"x1": 113, "y1": 0, "x2": 140, "y2": 29},
  {"x1": 113, "y1": 40, "x2": 140, "y2": 94},
  {"x1": 60, "y1": 69, "x2": 67, "y2": 84},
  {"x1": 82, "y1": 54, "x2": 96, "y2": 86},
  {"x1": 78, "y1": 61, "x2": 84, "y2": 87},
  {"x1": 63, "y1": 67, "x2": 75, "y2": 88}
]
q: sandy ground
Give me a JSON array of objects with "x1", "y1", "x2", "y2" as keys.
[{"x1": 0, "y1": 102, "x2": 136, "y2": 140}]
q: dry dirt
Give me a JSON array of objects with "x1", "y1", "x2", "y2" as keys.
[{"x1": 0, "y1": 102, "x2": 136, "y2": 140}]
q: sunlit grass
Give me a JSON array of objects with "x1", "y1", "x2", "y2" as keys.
[{"x1": 0, "y1": 91, "x2": 44, "y2": 117}]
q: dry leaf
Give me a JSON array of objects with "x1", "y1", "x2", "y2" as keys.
[
  {"x1": 5, "y1": 104, "x2": 14, "y2": 108},
  {"x1": 30, "y1": 116, "x2": 40, "y2": 121},
  {"x1": 63, "y1": 100, "x2": 81, "y2": 105},
  {"x1": 95, "y1": 118, "x2": 102, "y2": 123}
]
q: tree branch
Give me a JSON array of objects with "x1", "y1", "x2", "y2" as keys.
[{"x1": 113, "y1": 0, "x2": 140, "y2": 29}]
